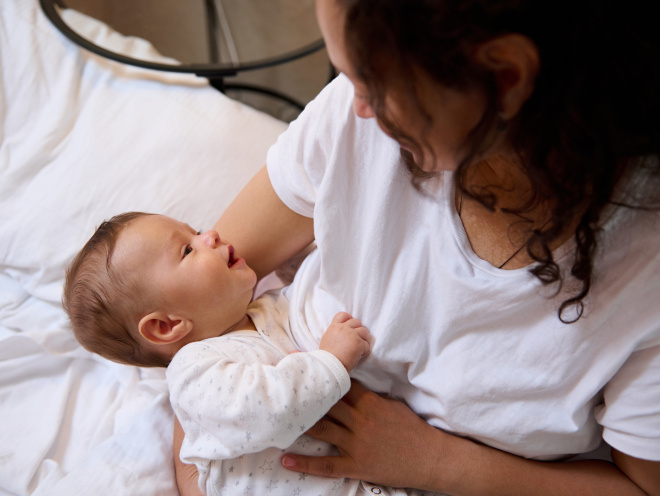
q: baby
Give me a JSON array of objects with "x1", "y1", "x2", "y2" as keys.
[{"x1": 63, "y1": 212, "x2": 370, "y2": 496}]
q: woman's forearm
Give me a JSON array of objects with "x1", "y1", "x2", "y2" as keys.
[
  {"x1": 285, "y1": 382, "x2": 658, "y2": 495},
  {"x1": 434, "y1": 434, "x2": 653, "y2": 496}
]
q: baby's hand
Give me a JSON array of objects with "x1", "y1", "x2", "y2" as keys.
[{"x1": 320, "y1": 312, "x2": 371, "y2": 372}]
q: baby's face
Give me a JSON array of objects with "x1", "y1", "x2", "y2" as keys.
[{"x1": 113, "y1": 215, "x2": 257, "y2": 338}]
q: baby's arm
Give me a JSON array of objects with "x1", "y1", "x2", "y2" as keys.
[
  {"x1": 320, "y1": 312, "x2": 371, "y2": 372},
  {"x1": 167, "y1": 334, "x2": 366, "y2": 463}
]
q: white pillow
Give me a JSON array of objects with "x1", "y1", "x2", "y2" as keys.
[
  {"x1": 0, "y1": 0, "x2": 287, "y2": 312},
  {"x1": 0, "y1": 4, "x2": 290, "y2": 494}
]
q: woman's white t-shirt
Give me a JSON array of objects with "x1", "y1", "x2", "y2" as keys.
[{"x1": 267, "y1": 74, "x2": 660, "y2": 461}]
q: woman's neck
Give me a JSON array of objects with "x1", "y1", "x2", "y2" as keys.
[
  {"x1": 467, "y1": 154, "x2": 538, "y2": 211},
  {"x1": 456, "y1": 154, "x2": 570, "y2": 270}
]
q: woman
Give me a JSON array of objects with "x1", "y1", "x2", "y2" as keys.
[{"x1": 176, "y1": 0, "x2": 660, "y2": 494}]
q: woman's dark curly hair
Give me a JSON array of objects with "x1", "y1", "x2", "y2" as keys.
[{"x1": 337, "y1": 0, "x2": 660, "y2": 322}]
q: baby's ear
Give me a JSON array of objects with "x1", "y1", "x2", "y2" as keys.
[{"x1": 138, "y1": 312, "x2": 193, "y2": 345}]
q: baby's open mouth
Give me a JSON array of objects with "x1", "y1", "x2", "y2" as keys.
[{"x1": 227, "y1": 246, "x2": 238, "y2": 268}]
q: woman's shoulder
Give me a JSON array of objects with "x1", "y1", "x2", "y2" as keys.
[
  {"x1": 295, "y1": 73, "x2": 354, "y2": 125},
  {"x1": 600, "y1": 157, "x2": 660, "y2": 239},
  {"x1": 592, "y1": 163, "x2": 660, "y2": 345},
  {"x1": 612, "y1": 155, "x2": 660, "y2": 207},
  {"x1": 280, "y1": 73, "x2": 383, "y2": 148}
]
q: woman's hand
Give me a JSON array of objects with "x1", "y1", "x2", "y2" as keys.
[
  {"x1": 280, "y1": 380, "x2": 451, "y2": 491},
  {"x1": 280, "y1": 381, "x2": 660, "y2": 496}
]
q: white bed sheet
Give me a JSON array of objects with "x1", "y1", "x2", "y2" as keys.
[{"x1": 0, "y1": 1, "x2": 288, "y2": 494}]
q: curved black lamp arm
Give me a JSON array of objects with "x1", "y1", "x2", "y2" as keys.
[{"x1": 39, "y1": 0, "x2": 325, "y2": 79}]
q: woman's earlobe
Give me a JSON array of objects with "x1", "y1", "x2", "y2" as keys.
[
  {"x1": 138, "y1": 312, "x2": 193, "y2": 345},
  {"x1": 475, "y1": 34, "x2": 540, "y2": 119}
]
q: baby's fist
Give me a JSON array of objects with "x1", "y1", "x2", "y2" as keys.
[{"x1": 320, "y1": 312, "x2": 371, "y2": 372}]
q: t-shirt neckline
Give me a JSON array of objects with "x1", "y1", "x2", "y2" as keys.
[{"x1": 442, "y1": 171, "x2": 575, "y2": 277}]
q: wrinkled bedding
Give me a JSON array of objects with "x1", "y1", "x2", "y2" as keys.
[{"x1": 0, "y1": 1, "x2": 287, "y2": 494}]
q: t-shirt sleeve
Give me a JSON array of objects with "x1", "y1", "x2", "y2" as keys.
[
  {"x1": 597, "y1": 341, "x2": 660, "y2": 461},
  {"x1": 266, "y1": 73, "x2": 356, "y2": 218},
  {"x1": 167, "y1": 340, "x2": 350, "y2": 464}
]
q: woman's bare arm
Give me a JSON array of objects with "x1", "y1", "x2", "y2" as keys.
[
  {"x1": 173, "y1": 416, "x2": 203, "y2": 496},
  {"x1": 613, "y1": 450, "x2": 660, "y2": 496},
  {"x1": 282, "y1": 381, "x2": 660, "y2": 496},
  {"x1": 214, "y1": 165, "x2": 315, "y2": 280}
]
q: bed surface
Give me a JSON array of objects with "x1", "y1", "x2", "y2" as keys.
[{"x1": 0, "y1": 0, "x2": 288, "y2": 493}]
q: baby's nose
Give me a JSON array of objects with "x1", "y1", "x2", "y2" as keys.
[{"x1": 202, "y1": 230, "x2": 221, "y2": 248}]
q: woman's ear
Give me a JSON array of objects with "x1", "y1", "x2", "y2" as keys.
[
  {"x1": 138, "y1": 312, "x2": 193, "y2": 346},
  {"x1": 474, "y1": 34, "x2": 540, "y2": 120}
]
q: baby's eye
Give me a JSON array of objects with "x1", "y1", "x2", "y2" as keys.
[{"x1": 183, "y1": 245, "x2": 193, "y2": 257}]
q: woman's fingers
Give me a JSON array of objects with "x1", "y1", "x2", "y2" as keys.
[
  {"x1": 304, "y1": 414, "x2": 351, "y2": 444},
  {"x1": 282, "y1": 452, "x2": 354, "y2": 480},
  {"x1": 281, "y1": 382, "x2": 373, "y2": 479},
  {"x1": 340, "y1": 379, "x2": 371, "y2": 405},
  {"x1": 309, "y1": 381, "x2": 378, "y2": 434},
  {"x1": 282, "y1": 380, "x2": 448, "y2": 489},
  {"x1": 307, "y1": 380, "x2": 374, "y2": 435},
  {"x1": 281, "y1": 409, "x2": 356, "y2": 479}
]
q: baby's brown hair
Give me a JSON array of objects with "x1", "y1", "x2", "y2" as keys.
[{"x1": 63, "y1": 212, "x2": 170, "y2": 368}]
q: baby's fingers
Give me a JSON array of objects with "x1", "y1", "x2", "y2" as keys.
[
  {"x1": 359, "y1": 332, "x2": 371, "y2": 358},
  {"x1": 331, "y1": 311, "x2": 353, "y2": 324},
  {"x1": 331, "y1": 312, "x2": 368, "y2": 332},
  {"x1": 355, "y1": 325, "x2": 370, "y2": 341}
]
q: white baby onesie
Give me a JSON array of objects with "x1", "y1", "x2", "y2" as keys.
[{"x1": 167, "y1": 290, "x2": 362, "y2": 496}]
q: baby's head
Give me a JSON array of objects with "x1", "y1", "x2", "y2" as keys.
[{"x1": 63, "y1": 212, "x2": 257, "y2": 367}]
